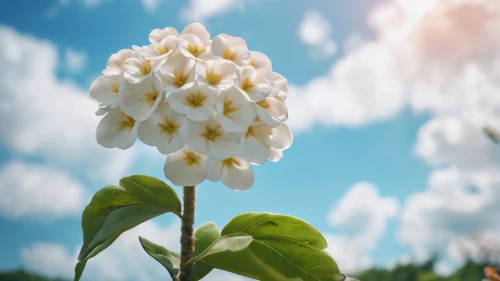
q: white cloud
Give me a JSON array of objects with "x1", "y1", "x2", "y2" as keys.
[
  {"x1": 180, "y1": 0, "x2": 245, "y2": 23},
  {"x1": 64, "y1": 48, "x2": 88, "y2": 73},
  {"x1": 325, "y1": 183, "x2": 399, "y2": 274},
  {"x1": 0, "y1": 161, "x2": 85, "y2": 220},
  {"x1": 298, "y1": 9, "x2": 338, "y2": 58},
  {"x1": 141, "y1": 0, "x2": 163, "y2": 12},
  {"x1": 0, "y1": 25, "x2": 136, "y2": 183}
]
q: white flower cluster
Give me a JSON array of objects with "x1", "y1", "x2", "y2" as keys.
[{"x1": 89, "y1": 23, "x2": 292, "y2": 190}]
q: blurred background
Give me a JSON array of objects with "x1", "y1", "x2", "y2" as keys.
[{"x1": 0, "y1": 0, "x2": 500, "y2": 280}]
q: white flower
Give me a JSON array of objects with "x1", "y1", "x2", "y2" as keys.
[
  {"x1": 96, "y1": 109, "x2": 139, "y2": 150},
  {"x1": 168, "y1": 81, "x2": 217, "y2": 121},
  {"x1": 149, "y1": 27, "x2": 179, "y2": 44},
  {"x1": 102, "y1": 49, "x2": 134, "y2": 75},
  {"x1": 236, "y1": 66, "x2": 272, "y2": 102},
  {"x1": 214, "y1": 86, "x2": 256, "y2": 132},
  {"x1": 141, "y1": 35, "x2": 180, "y2": 61},
  {"x1": 211, "y1": 34, "x2": 250, "y2": 66},
  {"x1": 196, "y1": 59, "x2": 237, "y2": 90},
  {"x1": 248, "y1": 51, "x2": 272, "y2": 74},
  {"x1": 263, "y1": 71, "x2": 288, "y2": 99},
  {"x1": 159, "y1": 52, "x2": 196, "y2": 93},
  {"x1": 255, "y1": 97, "x2": 288, "y2": 127},
  {"x1": 138, "y1": 101, "x2": 187, "y2": 155},
  {"x1": 89, "y1": 75, "x2": 122, "y2": 108},
  {"x1": 187, "y1": 116, "x2": 240, "y2": 159},
  {"x1": 241, "y1": 120, "x2": 292, "y2": 164},
  {"x1": 207, "y1": 157, "x2": 254, "y2": 190},
  {"x1": 123, "y1": 46, "x2": 156, "y2": 84},
  {"x1": 178, "y1": 34, "x2": 213, "y2": 61},
  {"x1": 119, "y1": 74, "x2": 164, "y2": 121},
  {"x1": 268, "y1": 148, "x2": 283, "y2": 162},
  {"x1": 181, "y1": 22, "x2": 211, "y2": 44},
  {"x1": 164, "y1": 146, "x2": 208, "y2": 186}
]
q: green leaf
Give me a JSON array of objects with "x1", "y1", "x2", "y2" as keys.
[
  {"x1": 199, "y1": 212, "x2": 343, "y2": 281},
  {"x1": 139, "y1": 236, "x2": 181, "y2": 279},
  {"x1": 192, "y1": 222, "x2": 220, "y2": 281},
  {"x1": 74, "y1": 175, "x2": 181, "y2": 281},
  {"x1": 74, "y1": 261, "x2": 86, "y2": 281},
  {"x1": 484, "y1": 127, "x2": 500, "y2": 144}
]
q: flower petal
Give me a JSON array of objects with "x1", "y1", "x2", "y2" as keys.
[
  {"x1": 159, "y1": 52, "x2": 196, "y2": 93},
  {"x1": 149, "y1": 27, "x2": 179, "y2": 44},
  {"x1": 96, "y1": 109, "x2": 139, "y2": 150},
  {"x1": 119, "y1": 75, "x2": 164, "y2": 121},
  {"x1": 241, "y1": 136, "x2": 270, "y2": 165},
  {"x1": 89, "y1": 75, "x2": 122, "y2": 107},
  {"x1": 187, "y1": 117, "x2": 240, "y2": 159},
  {"x1": 255, "y1": 97, "x2": 288, "y2": 128},
  {"x1": 182, "y1": 23, "x2": 210, "y2": 43},
  {"x1": 268, "y1": 148, "x2": 283, "y2": 162},
  {"x1": 103, "y1": 49, "x2": 134, "y2": 75},
  {"x1": 215, "y1": 86, "x2": 256, "y2": 132},
  {"x1": 249, "y1": 51, "x2": 272, "y2": 73},
  {"x1": 164, "y1": 147, "x2": 207, "y2": 186},
  {"x1": 206, "y1": 159, "x2": 223, "y2": 182},
  {"x1": 221, "y1": 157, "x2": 254, "y2": 190},
  {"x1": 271, "y1": 123, "x2": 293, "y2": 150}
]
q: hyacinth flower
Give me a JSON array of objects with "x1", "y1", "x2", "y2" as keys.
[{"x1": 78, "y1": 22, "x2": 353, "y2": 281}]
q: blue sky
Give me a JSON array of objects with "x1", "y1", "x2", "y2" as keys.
[{"x1": 1, "y1": 0, "x2": 500, "y2": 280}]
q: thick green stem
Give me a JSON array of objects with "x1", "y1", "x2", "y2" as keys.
[{"x1": 179, "y1": 186, "x2": 196, "y2": 281}]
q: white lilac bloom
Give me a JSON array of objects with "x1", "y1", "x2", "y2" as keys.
[
  {"x1": 96, "y1": 108, "x2": 140, "y2": 150},
  {"x1": 167, "y1": 81, "x2": 217, "y2": 121},
  {"x1": 255, "y1": 97, "x2": 288, "y2": 128},
  {"x1": 138, "y1": 101, "x2": 187, "y2": 155},
  {"x1": 141, "y1": 35, "x2": 180, "y2": 61},
  {"x1": 159, "y1": 52, "x2": 196, "y2": 93},
  {"x1": 207, "y1": 157, "x2": 254, "y2": 190},
  {"x1": 89, "y1": 75, "x2": 122, "y2": 108},
  {"x1": 236, "y1": 66, "x2": 272, "y2": 102},
  {"x1": 119, "y1": 74, "x2": 164, "y2": 121},
  {"x1": 248, "y1": 51, "x2": 272, "y2": 74},
  {"x1": 164, "y1": 146, "x2": 208, "y2": 186},
  {"x1": 196, "y1": 59, "x2": 237, "y2": 90},
  {"x1": 149, "y1": 27, "x2": 180, "y2": 44},
  {"x1": 102, "y1": 49, "x2": 134, "y2": 75},
  {"x1": 123, "y1": 46, "x2": 155, "y2": 84},
  {"x1": 241, "y1": 120, "x2": 292, "y2": 164},
  {"x1": 211, "y1": 34, "x2": 250, "y2": 66},
  {"x1": 187, "y1": 116, "x2": 240, "y2": 160},
  {"x1": 214, "y1": 86, "x2": 256, "y2": 132}
]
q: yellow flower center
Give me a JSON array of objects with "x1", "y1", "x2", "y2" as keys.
[
  {"x1": 184, "y1": 91, "x2": 207, "y2": 108},
  {"x1": 240, "y1": 77, "x2": 254, "y2": 92},
  {"x1": 111, "y1": 82, "x2": 120, "y2": 96},
  {"x1": 158, "y1": 116, "x2": 180, "y2": 142},
  {"x1": 118, "y1": 115, "x2": 135, "y2": 132},
  {"x1": 222, "y1": 157, "x2": 241, "y2": 168},
  {"x1": 256, "y1": 98, "x2": 271, "y2": 109},
  {"x1": 156, "y1": 44, "x2": 169, "y2": 55},
  {"x1": 173, "y1": 70, "x2": 188, "y2": 88},
  {"x1": 141, "y1": 60, "x2": 153, "y2": 75},
  {"x1": 200, "y1": 125, "x2": 223, "y2": 142},
  {"x1": 249, "y1": 58, "x2": 256, "y2": 67},
  {"x1": 140, "y1": 91, "x2": 159, "y2": 107},
  {"x1": 206, "y1": 69, "x2": 222, "y2": 85},
  {"x1": 183, "y1": 150, "x2": 201, "y2": 167},
  {"x1": 223, "y1": 99, "x2": 239, "y2": 119},
  {"x1": 187, "y1": 43, "x2": 206, "y2": 58},
  {"x1": 221, "y1": 48, "x2": 237, "y2": 61}
]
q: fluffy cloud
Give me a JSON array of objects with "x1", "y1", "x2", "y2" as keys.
[
  {"x1": 141, "y1": 0, "x2": 163, "y2": 12},
  {"x1": 180, "y1": 0, "x2": 244, "y2": 22},
  {"x1": 325, "y1": 183, "x2": 399, "y2": 274},
  {"x1": 22, "y1": 220, "x2": 255, "y2": 281},
  {"x1": 64, "y1": 48, "x2": 88, "y2": 73},
  {"x1": 0, "y1": 25, "x2": 136, "y2": 183},
  {"x1": 0, "y1": 161, "x2": 84, "y2": 220},
  {"x1": 298, "y1": 9, "x2": 338, "y2": 58}
]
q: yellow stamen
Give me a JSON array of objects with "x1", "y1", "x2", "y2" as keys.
[
  {"x1": 141, "y1": 60, "x2": 152, "y2": 75},
  {"x1": 173, "y1": 70, "x2": 188, "y2": 88},
  {"x1": 256, "y1": 98, "x2": 271, "y2": 109},
  {"x1": 222, "y1": 157, "x2": 241, "y2": 168},
  {"x1": 156, "y1": 44, "x2": 169, "y2": 55},
  {"x1": 223, "y1": 99, "x2": 239, "y2": 119},
  {"x1": 140, "y1": 91, "x2": 159, "y2": 107},
  {"x1": 200, "y1": 125, "x2": 223, "y2": 142},
  {"x1": 249, "y1": 58, "x2": 256, "y2": 67},
  {"x1": 158, "y1": 116, "x2": 180, "y2": 142},
  {"x1": 111, "y1": 82, "x2": 120, "y2": 96},
  {"x1": 187, "y1": 43, "x2": 206, "y2": 58},
  {"x1": 240, "y1": 77, "x2": 254, "y2": 92},
  {"x1": 183, "y1": 91, "x2": 207, "y2": 108},
  {"x1": 183, "y1": 150, "x2": 200, "y2": 167},
  {"x1": 221, "y1": 48, "x2": 237, "y2": 61},
  {"x1": 206, "y1": 69, "x2": 222, "y2": 85},
  {"x1": 118, "y1": 115, "x2": 135, "y2": 132}
]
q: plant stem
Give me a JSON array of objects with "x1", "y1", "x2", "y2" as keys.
[{"x1": 179, "y1": 186, "x2": 196, "y2": 281}]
